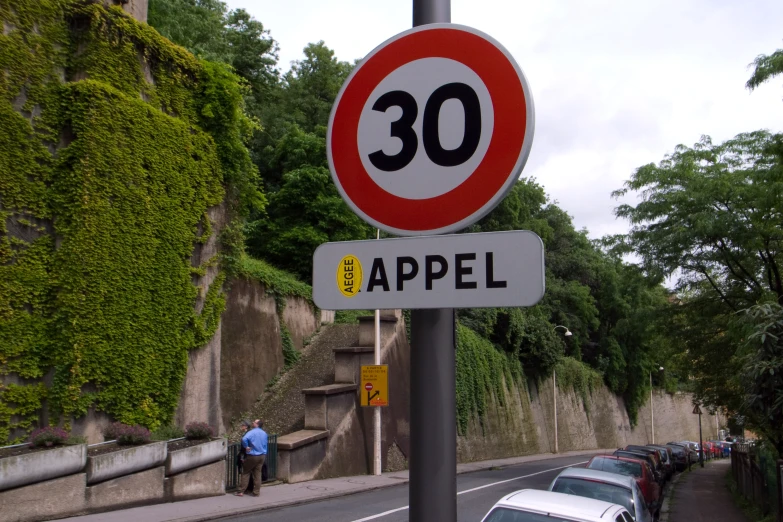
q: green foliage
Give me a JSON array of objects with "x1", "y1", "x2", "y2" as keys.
[
  {"x1": 738, "y1": 304, "x2": 783, "y2": 454},
  {"x1": 234, "y1": 254, "x2": 312, "y2": 306},
  {"x1": 554, "y1": 357, "x2": 604, "y2": 413},
  {"x1": 280, "y1": 324, "x2": 300, "y2": 369},
  {"x1": 151, "y1": 423, "x2": 185, "y2": 441},
  {"x1": 334, "y1": 310, "x2": 373, "y2": 324},
  {"x1": 614, "y1": 130, "x2": 783, "y2": 431},
  {"x1": 0, "y1": 1, "x2": 258, "y2": 442},
  {"x1": 247, "y1": 163, "x2": 373, "y2": 282},
  {"x1": 747, "y1": 46, "x2": 783, "y2": 93},
  {"x1": 455, "y1": 324, "x2": 523, "y2": 435}
]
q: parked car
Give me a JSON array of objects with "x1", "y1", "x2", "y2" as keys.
[
  {"x1": 549, "y1": 467, "x2": 653, "y2": 522},
  {"x1": 614, "y1": 450, "x2": 664, "y2": 487},
  {"x1": 641, "y1": 446, "x2": 674, "y2": 480},
  {"x1": 667, "y1": 441, "x2": 698, "y2": 464},
  {"x1": 480, "y1": 489, "x2": 635, "y2": 522},
  {"x1": 586, "y1": 455, "x2": 661, "y2": 516},
  {"x1": 663, "y1": 444, "x2": 689, "y2": 471},
  {"x1": 624, "y1": 446, "x2": 666, "y2": 482}
]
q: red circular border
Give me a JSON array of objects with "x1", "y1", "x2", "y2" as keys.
[{"x1": 330, "y1": 27, "x2": 528, "y2": 232}]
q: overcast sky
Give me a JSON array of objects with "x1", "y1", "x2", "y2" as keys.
[{"x1": 225, "y1": 0, "x2": 783, "y2": 239}]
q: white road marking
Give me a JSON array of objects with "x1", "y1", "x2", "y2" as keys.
[{"x1": 349, "y1": 461, "x2": 588, "y2": 522}]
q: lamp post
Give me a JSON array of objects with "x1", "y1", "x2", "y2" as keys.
[
  {"x1": 553, "y1": 326, "x2": 572, "y2": 453},
  {"x1": 650, "y1": 366, "x2": 663, "y2": 444}
]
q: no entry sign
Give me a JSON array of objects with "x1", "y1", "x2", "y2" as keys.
[{"x1": 327, "y1": 24, "x2": 534, "y2": 236}]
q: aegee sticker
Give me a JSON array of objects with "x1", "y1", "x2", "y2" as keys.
[
  {"x1": 336, "y1": 252, "x2": 506, "y2": 295},
  {"x1": 336, "y1": 255, "x2": 363, "y2": 297}
]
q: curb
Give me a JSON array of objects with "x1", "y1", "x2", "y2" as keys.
[{"x1": 165, "y1": 450, "x2": 608, "y2": 522}]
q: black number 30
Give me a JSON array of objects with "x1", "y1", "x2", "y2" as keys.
[{"x1": 368, "y1": 82, "x2": 482, "y2": 172}]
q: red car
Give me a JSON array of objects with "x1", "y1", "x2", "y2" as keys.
[{"x1": 586, "y1": 455, "x2": 661, "y2": 516}]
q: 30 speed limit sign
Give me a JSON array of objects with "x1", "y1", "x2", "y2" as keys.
[{"x1": 327, "y1": 24, "x2": 534, "y2": 236}]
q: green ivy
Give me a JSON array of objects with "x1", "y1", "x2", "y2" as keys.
[
  {"x1": 455, "y1": 324, "x2": 523, "y2": 435},
  {"x1": 554, "y1": 357, "x2": 604, "y2": 414},
  {"x1": 280, "y1": 324, "x2": 300, "y2": 369},
  {"x1": 0, "y1": 1, "x2": 258, "y2": 441},
  {"x1": 234, "y1": 254, "x2": 312, "y2": 308}
]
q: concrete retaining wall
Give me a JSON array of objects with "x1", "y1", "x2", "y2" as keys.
[
  {"x1": 219, "y1": 278, "x2": 327, "y2": 429},
  {"x1": 0, "y1": 441, "x2": 225, "y2": 522},
  {"x1": 457, "y1": 375, "x2": 723, "y2": 462}
]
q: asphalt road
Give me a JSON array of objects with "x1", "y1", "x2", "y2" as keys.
[{"x1": 216, "y1": 454, "x2": 591, "y2": 522}]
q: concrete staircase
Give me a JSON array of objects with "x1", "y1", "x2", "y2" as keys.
[{"x1": 276, "y1": 312, "x2": 409, "y2": 483}]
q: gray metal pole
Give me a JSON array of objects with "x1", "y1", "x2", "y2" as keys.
[
  {"x1": 410, "y1": 309, "x2": 456, "y2": 522},
  {"x1": 413, "y1": 0, "x2": 450, "y2": 26},
  {"x1": 699, "y1": 413, "x2": 704, "y2": 467},
  {"x1": 410, "y1": 2, "x2": 455, "y2": 522}
]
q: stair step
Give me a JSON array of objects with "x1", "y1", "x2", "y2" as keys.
[
  {"x1": 277, "y1": 430, "x2": 329, "y2": 451},
  {"x1": 333, "y1": 346, "x2": 375, "y2": 353},
  {"x1": 302, "y1": 383, "x2": 357, "y2": 395}
]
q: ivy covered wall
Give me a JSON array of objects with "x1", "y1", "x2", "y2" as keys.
[{"x1": 0, "y1": 0, "x2": 260, "y2": 442}]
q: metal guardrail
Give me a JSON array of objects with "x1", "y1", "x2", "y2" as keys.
[{"x1": 225, "y1": 434, "x2": 277, "y2": 491}]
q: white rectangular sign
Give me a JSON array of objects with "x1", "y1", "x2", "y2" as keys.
[{"x1": 312, "y1": 231, "x2": 545, "y2": 310}]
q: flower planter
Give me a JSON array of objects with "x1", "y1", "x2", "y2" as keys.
[
  {"x1": 165, "y1": 438, "x2": 227, "y2": 476},
  {"x1": 0, "y1": 443, "x2": 87, "y2": 491},
  {"x1": 86, "y1": 440, "x2": 167, "y2": 485}
]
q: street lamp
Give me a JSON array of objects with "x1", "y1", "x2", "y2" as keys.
[
  {"x1": 553, "y1": 325, "x2": 571, "y2": 453},
  {"x1": 554, "y1": 325, "x2": 572, "y2": 337},
  {"x1": 650, "y1": 365, "x2": 664, "y2": 444}
]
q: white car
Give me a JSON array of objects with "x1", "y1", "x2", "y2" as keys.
[{"x1": 480, "y1": 489, "x2": 635, "y2": 522}]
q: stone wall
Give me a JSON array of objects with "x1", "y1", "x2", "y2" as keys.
[{"x1": 458, "y1": 375, "x2": 724, "y2": 461}]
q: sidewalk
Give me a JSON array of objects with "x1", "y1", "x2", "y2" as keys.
[
  {"x1": 58, "y1": 448, "x2": 612, "y2": 522},
  {"x1": 666, "y1": 459, "x2": 748, "y2": 522}
]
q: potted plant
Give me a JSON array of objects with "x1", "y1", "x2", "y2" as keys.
[
  {"x1": 0, "y1": 427, "x2": 87, "y2": 491},
  {"x1": 165, "y1": 422, "x2": 226, "y2": 476},
  {"x1": 85, "y1": 422, "x2": 167, "y2": 484}
]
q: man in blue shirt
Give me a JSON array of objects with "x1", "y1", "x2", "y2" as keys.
[{"x1": 236, "y1": 418, "x2": 268, "y2": 497}]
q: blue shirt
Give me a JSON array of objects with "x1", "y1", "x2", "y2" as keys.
[{"x1": 241, "y1": 427, "x2": 268, "y2": 456}]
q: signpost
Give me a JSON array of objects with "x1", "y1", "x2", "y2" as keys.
[
  {"x1": 694, "y1": 404, "x2": 704, "y2": 467},
  {"x1": 322, "y1": 1, "x2": 535, "y2": 519}
]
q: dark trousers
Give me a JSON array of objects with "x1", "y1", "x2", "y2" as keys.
[{"x1": 239, "y1": 454, "x2": 265, "y2": 496}]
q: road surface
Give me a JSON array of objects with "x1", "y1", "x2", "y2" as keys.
[{"x1": 217, "y1": 453, "x2": 590, "y2": 522}]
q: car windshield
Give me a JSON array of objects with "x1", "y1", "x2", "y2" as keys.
[
  {"x1": 588, "y1": 458, "x2": 642, "y2": 478},
  {"x1": 552, "y1": 477, "x2": 634, "y2": 513},
  {"x1": 483, "y1": 507, "x2": 572, "y2": 522}
]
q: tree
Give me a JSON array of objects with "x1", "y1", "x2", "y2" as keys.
[
  {"x1": 739, "y1": 303, "x2": 783, "y2": 455},
  {"x1": 747, "y1": 45, "x2": 783, "y2": 93},
  {"x1": 614, "y1": 131, "x2": 783, "y2": 311},
  {"x1": 148, "y1": 0, "x2": 231, "y2": 62},
  {"x1": 614, "y1": 130, "x2": 783, "y2": 434}
]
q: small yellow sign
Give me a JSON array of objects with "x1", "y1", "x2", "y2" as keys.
[
  {"x1": 360, "y1": 365, "x2": 388, "y2": 407},
  {"x1": 337, "y1": 255, "x2": 362, "y2": 298}
]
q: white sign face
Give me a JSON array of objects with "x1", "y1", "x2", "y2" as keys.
[
  {"x1": 356, "y1": 57, "x2": 495, "y2": 200},
  {"x1": 327, "y1": 24, "x2": 535, "y2": 236},
  {"x1": 313, "y1": 231, "x2": 545, "y2": 310}
]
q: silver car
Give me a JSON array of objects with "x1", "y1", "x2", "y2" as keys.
[{"x1": 549, "y1": 467, "x2": 653, "y2": 522}]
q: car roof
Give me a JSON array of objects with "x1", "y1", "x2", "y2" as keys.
[
  {"x1": 555, "y1": 467, "x2": 636, "y2": 488},
  {"x1": 495, "y1": 489, "x2": 625, "y2": 521},
  {"x1": 616, "y1": 450, "x2": 651, "y2": 459},
  {"x1": 592, "y1": 454, "x2": 643, "y2": 464}
]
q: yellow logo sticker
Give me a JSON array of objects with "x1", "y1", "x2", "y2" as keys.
[{"x1": 337, "y1": 255, "x2": 362, "y2": 298}]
